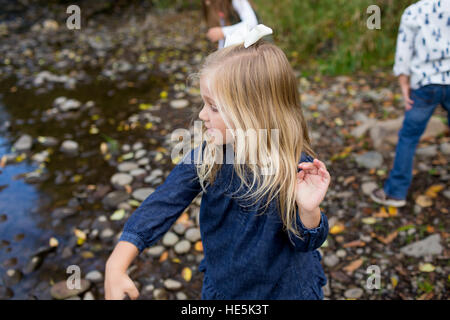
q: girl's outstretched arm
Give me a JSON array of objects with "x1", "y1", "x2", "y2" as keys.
[
  {"x1": 117, "y1": 146, "x2": 203, "y2": 254},
  {"x1": 104, "y1": 146, "x2": 204, "y2": 299}
]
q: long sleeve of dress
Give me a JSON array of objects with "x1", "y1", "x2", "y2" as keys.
[
  {"x1": 288, "y1": 209, "x2": 329, "y2": 252},
  {"x1": 221, "y1": 0, "x2": 258, "y2": 38},
  {"x1": 118, "y1": 147, "x2": 203, "y2": 254}
]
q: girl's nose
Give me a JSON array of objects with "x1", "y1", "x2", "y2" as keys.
[{"x1": 199, "y1": 105, "x2": 208, "y2": 122}]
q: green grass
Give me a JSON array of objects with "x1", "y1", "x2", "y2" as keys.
[{"x1": 253, "y1": 0, "x2": 417, "y2": 75}]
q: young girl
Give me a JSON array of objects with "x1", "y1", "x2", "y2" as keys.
[
  {"x1": 202, "y1": 0, "x2": 259, "y2": 49},
  {"x1": 105, "y1": 29, "x2": 331, "y2": 300}
]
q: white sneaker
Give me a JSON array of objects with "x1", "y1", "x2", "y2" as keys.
[{"x1": 370, "y1": 188, "x2": 406, "y2": 207}]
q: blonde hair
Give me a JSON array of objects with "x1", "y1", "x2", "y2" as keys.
[{"x1": 191, "y1": 40, "x2": 315, "y2": 241}]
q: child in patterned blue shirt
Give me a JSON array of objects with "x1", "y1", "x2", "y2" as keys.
[{"x1": 371, "y1": 0, "x2": 450, "y2": 207}]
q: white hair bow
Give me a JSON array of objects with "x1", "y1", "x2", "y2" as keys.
[{"x1": 223, "y1": 24, "x2": 273, "y2": 48}]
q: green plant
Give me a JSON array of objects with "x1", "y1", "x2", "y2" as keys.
[{"x1": 417, "y1": 278, "x2": 433, "y2": 294}]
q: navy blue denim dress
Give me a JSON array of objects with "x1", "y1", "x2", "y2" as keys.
[{"x1": 118, "y1": 143, "x2": 329, "y2": 299}]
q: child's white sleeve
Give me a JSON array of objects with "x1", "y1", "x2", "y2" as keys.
[
  {"x1": 393, "y1": 6, "x2": 419, "y2": 77},
  {"x1": 221, "y1": 0, "x2": 258, "y2": 39}
]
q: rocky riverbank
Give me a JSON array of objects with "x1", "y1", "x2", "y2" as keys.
[{"x1": 0, "y1": 1, "x2": 448, "y2": 300}]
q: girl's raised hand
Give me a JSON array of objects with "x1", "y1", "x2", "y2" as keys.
[{"x1": 295, "y1": 159, "x2": 331, "y2": 213}]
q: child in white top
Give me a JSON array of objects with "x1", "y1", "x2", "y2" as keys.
[{"x1": 202, "y1": 0, "x2": 258, "y2": 49}]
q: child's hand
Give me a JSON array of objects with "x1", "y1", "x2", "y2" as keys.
[
  {"x1": 104, "y1": 268, "x2": 140, "y2": 300},
  {"x1": 399, "y1": 74, "x2": 413, "y2": 111},
  {"x1": 207, "y1": 27, "x2": 224, "y2": 42},
  {"x1": 296, "y1": 159, "x2": 330, "y2": 213},
  {"x1": 401, "y1": 86, "x2": 414, "y2": 111}
]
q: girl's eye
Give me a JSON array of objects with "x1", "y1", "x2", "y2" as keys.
[{"x1": 210, "y1": 105, "x2": 218, "y2": 112}]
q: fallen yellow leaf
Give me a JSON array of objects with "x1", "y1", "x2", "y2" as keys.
[
  {"x1": 81, "y1": 251, "x2": 94, "y2": 259},
  {"x1": 425, "y1": 184, "x2": 444, "y2": 198},
  {"x1": 49, "y1": 237, "x2": 59, "y2": 247},
  {"x1": 390, "y1": 276, "x2": 398, "y2": 288},
  {"x1": 176, "y1": 212, "x2": 190, "y2": 224},
  {"x1": 72, "y1": 174, "x2": 82, "y2": 183},
  {"x1": 388, "y1": 206, "x2": 398, "y2": 217},
  {"x1": 419, "y1": 263, "x2": 435, "y2": 273},
  {"x1": 330, "y1": 224, "x2": 345, "y2": 235},
  {"x1": 362, "y1": 217, "x2": 377, "y2": 225},
  {"x1": 74, "y1": 229, "x2": 86, "y2": 240},
  {"x1": 181, "y1": 267, "x2": 192, "y2": 282},
  {"x1": 139, "y1": 103, "x2": 152, "y2": 110},
  {"x1": 194, "y1": 241, "x2": 203, "y2": 252},
  {"x1": 100, "y1": 142, "x2": 108, "y2": 154},
  {"x1": 75, "y1": 228, "x2": 86, "y2": 246}
]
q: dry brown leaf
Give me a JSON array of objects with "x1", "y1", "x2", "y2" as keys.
[
  {"x1": 417, "y1": 292, "x2": 434, "y2": 300},
  {"x1": 440, "y1": 232, "x2": 450, "y2": 239},
  {"x1": 376, "y1": 230, "x2": 398, "y2": 245},
  {"x1": 415, "y1": 195, "x2": 432, "y2": 207},
  {"x1": 159, "y1": 251, "x2": 168, "y2": 262},
  {"x1": 395, "y1": 265, "x2": 408, "y2": 277},
  {"x1": 0, "y1": 155, "x2": 7, "y2": 168},
  {"x1": 343, "y1": 258, "x2": 363, "y2": 274},
  {"x1": 343, "y1": 240, "x2": 366, "y2": 248},
  {"x1": 343, "y1": 176, "x2": 356, "y2": 186}
]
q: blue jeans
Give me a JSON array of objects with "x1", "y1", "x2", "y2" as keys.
[{"x1": 384, "y1": 84, "x2": 450, "y2": 200}]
